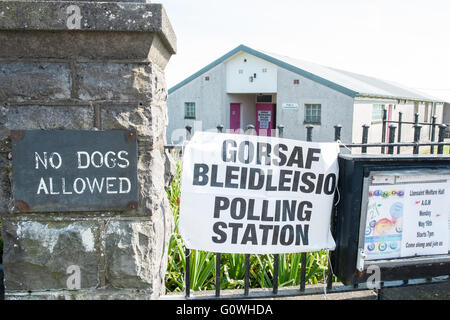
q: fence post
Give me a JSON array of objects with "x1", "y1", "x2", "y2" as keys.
[
  {"x1": 246, "y1": 124, "x2": 255, "y2": 135},
  {"x1": 244, "y1": 254, "x2": 250, "y2": 296},
  {"x1": 388, "y1": 125, "x2": 396, "y2": 155},
  {"x1": 274, "y1": 124, "x2": 284, "y2": 294},
  {"x1": 185, "y1": 247, "x2": 191, "y2": 298},
  {"x1": 362, "y1": 124, "x2": 369, "y2": 154},
  {"x1": 430, "y1": 116, "x2": 437, "y2": 154},
  {"x1": 326, "y1": 253, "x2": 334, "y2": 291},
  {"x1": 306, "y1": 125, "x2": 313, "y2": 142},
  {"x1": 334, "y1": 125, "x2": 342, "y2": 141},
  {"x1": 300, "y1": 125, "x2": 314, "y2": 292},
  {"x1": 213, "y1": 114, "x2": 223, "y2": 297},
  {"x1": 327, "y1": 125, "x2": 342, "y2": 291},
  {"x1": 437, "y1": 124, "x2": 447, "y2": 155},
  {"x1": 277, "y1": 125, "x2": 284, "y2": 138},
  {"x1": 273, "y1": 254, "x2": 279, "y2": 295},
  {"x1": 413, "y1": 124, "x2": 422, "y2": 154},
  {"x1": 184, "y1": 125, "x2": 192, "y2": 298},
  {"x1": 381, "y1": 109, "x2": 387, "y2": 154},
  {"x1": 414, "y1": 113, "x2": 419, "y2": 125},
  {"x1": 397, "y1": 112, "x2": 403, "y2": 154},
  {"x1": 300, "y1": 253, "x2": 306, "y2": 292},
  {"x1": 185, "y1": 125, "x2": 192, "y2": 141},
  {"x1": 413, "y1": 111, "x2": 420, "y2": 154},
  {"x1": 215, "y1": 253, "x2": 221, "y2": 297}
]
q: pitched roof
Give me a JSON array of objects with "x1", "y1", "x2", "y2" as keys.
[{"x1": 169, "y1": 44, "x2": 443, "y2": 103}]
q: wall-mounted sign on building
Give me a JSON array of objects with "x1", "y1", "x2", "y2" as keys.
[
  {"x1": 179, "y1": 132, "x2": 339, "y2": 254},
  {"x1": 282, "y1": 103, "x2": 299, "y2": 110},
  {"x1": 11, "y1": 130, "x2": 139, "y2": 212}
]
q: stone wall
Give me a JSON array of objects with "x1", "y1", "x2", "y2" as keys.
[{"x1": 0, "y1": 0, "x2": 176, "y2": 299}]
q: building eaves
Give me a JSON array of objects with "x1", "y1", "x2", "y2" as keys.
[
  {"x1": 168, "y1": 44, "x2": 358, "y2": 97},
  {"x1": 168, "y1": 44, "x2": 444, "y2": 104}
]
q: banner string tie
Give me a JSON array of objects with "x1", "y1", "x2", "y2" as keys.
[
  {"x1": 336, "y1": 139, "x2": 353, "y2": 153},
  {"x1": 323, "y1": 250, "x2": 335, "y2": 300}
]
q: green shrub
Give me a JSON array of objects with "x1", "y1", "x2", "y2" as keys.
[
  {"x1": 165, "y1": 160, "x2": 335, "y2": 292},
  {"x1": 421, "y1": 145, "x2": 450, "y2": 154}
]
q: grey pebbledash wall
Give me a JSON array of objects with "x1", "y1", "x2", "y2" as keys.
[{"x1": 0, "y1": 0, "x2": 177, "y2": 299}]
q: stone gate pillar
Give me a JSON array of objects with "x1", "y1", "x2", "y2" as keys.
[{"x1": 0, "y1": 0, "x2": 177, "y2": 299}]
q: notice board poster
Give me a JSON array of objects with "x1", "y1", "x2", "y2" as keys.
[
  {"x1": 364, "y1": 172, "x2": 450, "y2": 261},
  {"x1": 257, "y1": 110, "x2": 271, "y2": 129},
  {"x1": 179, "y1": 132, "x2": 339, "y2": 254}
]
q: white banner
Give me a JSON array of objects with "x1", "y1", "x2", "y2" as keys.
[{"x1": 179, "y1": 132, "x2": 339, "y2": 254}]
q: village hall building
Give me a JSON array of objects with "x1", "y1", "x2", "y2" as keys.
[{"x1": 167, "y1": 45, "x2": 445, "y2": 146}]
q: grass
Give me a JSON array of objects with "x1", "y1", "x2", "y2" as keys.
[
  {"x1": 165, "y1": 161, "x2": 335, "y2": 293},
  {"x1": 421, "y1": 145, "x2": 450, "y2": 154}
]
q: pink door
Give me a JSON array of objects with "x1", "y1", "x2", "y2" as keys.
[
  {"x1": 256, "y1": 104, "x2": 275, "y2": 136},
  {"x1": 230, "y1": 103, "x2": 241, "y2": 133}
]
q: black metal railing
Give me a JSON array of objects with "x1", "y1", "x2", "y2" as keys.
[
  {"x1": 176, "y1": 120, "x2": 450, "y2": 300},
  {"x1": 378, "y1": 111, "x2": 449, "y2": 155},
  {"x1": 165, "y1": 112, "x2": 450, "y2": 157}
]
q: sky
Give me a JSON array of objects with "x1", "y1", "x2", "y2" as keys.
[{"x1": 158, "y1": 0, "x2": 450, "y2": 102}]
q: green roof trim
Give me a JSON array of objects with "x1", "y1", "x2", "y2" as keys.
[
  {"x1": 168, "y1": 44, "x2": 359, "y2": 97},
  {"x1": 168, "y1": 45, "x2": 243, "y2": 95}
]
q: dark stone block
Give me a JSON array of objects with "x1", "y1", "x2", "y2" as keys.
[
  {"x1": 0, "y1": 105, "x2": 94, "y2": 130},
  {"x1": 2, "y1": 220, "x2": 100, "y2": 291},
  {"x1": 0, "y1": 63, "x2": 71, "y2": 102},
  {"x1": 0, "y1": 2, "x2": 176, "y2": 54},
  {"x1": 78, "y1": 63, "x2": 152, "y2": 102}
]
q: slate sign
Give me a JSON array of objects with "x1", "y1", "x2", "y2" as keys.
[{"x1": 11, "y1": 130, "x2": 139, "y2": 212}]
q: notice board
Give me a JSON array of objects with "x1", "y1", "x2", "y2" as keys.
[
  {"x1": 363, "y1": 171, "x2": 450, "y2": 261},
  {"x1": 332, "y1": 154, "x2": 450, "y2": 285}
]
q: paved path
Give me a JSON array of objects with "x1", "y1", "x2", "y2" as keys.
[
  {"x1": 162, "y1": 280, "x2": 450, "y2": 300},
  {"x1": 2, "y1": 271, "x2": 448, "y2": 300},
  {"x1": 379, "y1": 281, "x2": 450, "y2": 300},
  {"x1": 272, "y1": 281, "x2": 450, "y2": 300}
]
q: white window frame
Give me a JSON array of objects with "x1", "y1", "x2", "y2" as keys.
[
  {"x1": 372, "y1": 104, "x2": 385, "y2": 122},
  {"x1": 304, "y1": 104, "x2": 321, "y2": 124},
  {"x1": 184, "y1": 102, "x2": 196, "y2": 119}
]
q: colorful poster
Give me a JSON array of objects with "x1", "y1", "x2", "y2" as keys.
[
  {"x1": 364, "y1": 175, "x2": 450, "y2": 261},
  {"x1": 364, "y1": 186, "x2": 405, "y2": 260}
]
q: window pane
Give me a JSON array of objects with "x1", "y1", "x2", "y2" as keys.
[
  {"x1": 372, "y1": 104, "x2": 384, "y2": 121},
  {"x1": 257, "y1": 95, "x2": 272, "y2": 103},
  {"x1": 305, "y1": 104, "x2": 321, "y2": 123},
  {"x1": 185, "y1": 102, "x2": 195, "y2": 119}
]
